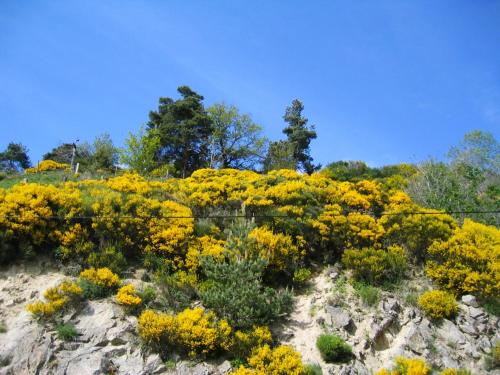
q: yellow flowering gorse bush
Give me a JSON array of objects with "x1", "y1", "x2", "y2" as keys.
[
  {"x1": 376, "y1": 357, "x2": 430, "y2": 375},
  {"x1": 116, "y1": 284, "x2": 142, "y2": 307},
  {"x1": 138, "y1": 307, "x2": 232, "y2": 357},
  {"x1": 79, "y1": 267, "x2": 121, "y2": 288},
  {"x1": 417, "y1": 290, "x2": 458, "y2": 319},
  {"x1": 25, "y1": 160, "x2": 70, "y2": 174},
  {"x1": 27, "y1": 280, "x2": 82, "y2": 318},
  {"x1": 426, "y1": 219, "x2": 500, "y2": 298},
  {"x1": 231, "y1": 344, "x2": 304, "y2": 375}
]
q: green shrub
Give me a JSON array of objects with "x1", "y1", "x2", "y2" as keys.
[
  {"x1": 316, "y1": 334, "x2": 352, "y2": 363},
  {"x1": 353, "y1": 282, "x2": 380, "y2": 306},
  {"x1": 137, "y1": 286, "x2": 157, "y2": 308},
  {"x1": 0, "y1": 321, "x2": 6, "y2": 333},
  {"x1": 87, "y1": 245, "x2": 127, "y2": 275},
  {"x1": 303, "y1": 363, "x2": 323, "y2": 375},
  {"x1": 293, "y1": 268, "x2": 312, "y2": 285},
  {"x1": 342, "y1": 246, "x2": 406, "y2": 285},
  {"x1": 404, "y1": 292, "x2": 418, "y2": 307},
  {"x1": 156, "y1": 272, "x2": 195, "y2": 312},
  {"x1": 200, "y1": 256, "x2": 293, "y2": 330},
  {"x1": 56, "y1": 323, "x2": 78, "y2": 341},
  {"x1": 418, "y1": 290, "x2": 458, "y2": 319},
  {"x1": 483, "y1": 298, "x2": 500, "y2": 317},
  {"x1": 78, "y1": 267, "x2": 121, "y2": 299}
]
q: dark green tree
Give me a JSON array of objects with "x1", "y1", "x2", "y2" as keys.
[
  {"x1": 282, "y1": 99, "x2": 320, "y2": 174},
  {"x1": 0, "y1": 142, "x2": 31, "y2": 172},
  {"x1": 262, "y1": 140, "x2": 296, "y2": 172},
  {"x1": 147, "y1": 86, "x2": 213, "y2": 177},
  {"x1": 87, "y1": 133, "x2": 119, "y2": 172},
  {"x1": 43, "y1": 143, "x2": 92, "y2": 168},
  {"x1": 207, "y1": 103, "x2": 267, "y2": 169}
]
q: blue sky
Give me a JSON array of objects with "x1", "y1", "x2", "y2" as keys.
[{"x1": 1, "y1": 1, "x2": 499, "y2": 167}]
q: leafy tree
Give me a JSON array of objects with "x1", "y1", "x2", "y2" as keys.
[
  {"x1": 43, "y1": 143, "x2": 92, "y2": 170},
  {"x1": 263, "y1": 140, "x2": 296, "y2": 172},
  {"x1": 207, "y1": 103, "x2": 267, "y2": 169},
  {"x1": 407, "y1": 136, "x2": 499, "y2": 227},
  {"x1": 120, "y1": 126, "x2": 161, "y2": 174},
  {"x1": 88, "y1": 133, "x2": 119, "y2": 171},
  {"x1": 147, "y1": 86, "x2": 212, "y2": 177},
  {"x1": 448, "y1": 130, "x2": 499, "y2": 173},
  {"x1": 282, "y1": 99, "x2": 320, "y2": 173},
  {"x1": 43, "y1": 143, "x2": 78, "y2": 164},
  {"x1": 0, "y1": 142, "x2": 31, "y2": 172}
]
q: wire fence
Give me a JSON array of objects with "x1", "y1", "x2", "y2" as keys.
[{"x1": 0, "y1": 210, "x2": 498, "y2": 221}]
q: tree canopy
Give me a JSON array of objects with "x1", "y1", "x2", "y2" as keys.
[
  {"x1": 147, "y1": 86, "x2": 212, "y2": 177},
  {"x1": 0, "y1": 142, "x2": 31, "y2": 172},
  {"x1": 207, "y1": 103, "x2": 267, "y2": 170},
  {"x1": 282, "y1": 99, "x2": 320, "y2": 174}
]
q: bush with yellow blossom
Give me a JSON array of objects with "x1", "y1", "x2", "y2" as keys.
[
  {"x1": 341, "y1": 246, "x2": 407, "y2": 285},
  {"x1": 426, "y1": 219, "x2": 500, "y2": 298},
  {"x1": 375, "y1": 357, "x2": 430, "y2": 375},
  {"x1": 25, "y1": 160, "x2": 70, "y2": 174},
  {"x1": 138, "y1": 307, "x2": 232, "y2": 357},
  {"x1": 116, "y1": 284, "x2": 142, "y2": 309},
  {"x1": 417, "y1": 290, "x2": 458, "y2": 319},
  {"x1": 231, "y1": 344, "x2": 304, "y2": 375},
  {"x1": 79, "y1": 267, "x2": 121, "y2": 299},
  {"x1": 27, "y1": 280, "x2": 82, "y2": 318}
]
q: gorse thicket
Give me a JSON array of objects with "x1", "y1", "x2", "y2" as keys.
[
  {"x1": 1, "y1": 168, "x2": 498, "y2": 297},
  {"x1": 1, "y1": 167, "x2": 498, "y2": 369}
]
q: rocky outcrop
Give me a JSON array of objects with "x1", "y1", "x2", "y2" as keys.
[
  {"x1": 1, "y1": 267, "x2": 499, "y2": 374},
  {"x1": 281, "y1": 269, "x2": 500, "y2": 375}
]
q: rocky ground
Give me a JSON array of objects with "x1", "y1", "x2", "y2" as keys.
[
  {"x1": 0, "y1": 261, "x2": 498, "y2": 375},
  {"x1": 281, "y1": 265, "x2": 500, "y2": 374}
]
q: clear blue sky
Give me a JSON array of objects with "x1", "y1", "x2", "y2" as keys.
[{"x1": 1, "y1": 1, "x2": 499, "y2": 167}]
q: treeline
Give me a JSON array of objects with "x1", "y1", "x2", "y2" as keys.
[
  {"x1": 0, "y1": 86, "x2": 498, "y2": 225},
  {"x1": 0, "y1": 86, "x2": 319, "y2": 177}
]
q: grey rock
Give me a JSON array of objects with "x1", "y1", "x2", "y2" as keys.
[
  {"x1": 404, "y1": 324, "x2": 428, "y2": 354},
  {"x1": 437, "y1": 319, "x2": 466, "y2": 345},
  {"x1": 326, "y1": 306, "x2": 354, "y2": 331},
  {"x1": 461, "y1": 295, "x2": 478, "y2": 307},
  {"x1": 381, "y1": 298, "x2": 400, "y2": 313},
  {"x1": 334, "y1": 360, "x2": 370, "y2": 375},
  {"x1": 370, "y1": 313, "x2": 397, "y2": 342},
  {"x1": 218, "y1": 360, "x2": 233, "y2": 374},
  {"x1": 468, "y1": 306, "x2": 485, "y2": 319},
  {"x1": 175, "y1": 362, "x2": 216, "y2": 375},
  {"x1": 458, "y1": 321, "x2": 478, "y2": 337},
  {"x1": 478, "y1": 336, "x2": 492, "y2": 353}
]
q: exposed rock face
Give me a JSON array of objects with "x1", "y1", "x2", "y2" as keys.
[
  {"x1": 280, "y1": 270, "x2": 500, "y2": 375},
  {"x1": 1, "y1": 267, "x2": 499, "y2": 375}
]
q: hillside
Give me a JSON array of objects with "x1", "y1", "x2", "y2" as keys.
[{"x1": 0, "y1": 168, "x2": 499, "y2": 375}]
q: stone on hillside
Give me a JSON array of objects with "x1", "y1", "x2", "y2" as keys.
[
  {"x1": 381, "y1": 298, "x2": 400, "y2": 313},
  {"x1": 218, "y1": 360, "x2": 233, "y2": 374},
  {"x1": 333, "y1": 360, "x2": 370, "y2": 375},
  {"x1": 403, "y1": 323, "x2": 428, "y2": 355},
  {"x1": 461, "y1": 295, "x2": 478, "y2": 307},
  {"x1": 467, "y1": 306, "x2": 485, "y2": 320},
  {"x1": 437, "y1": 319, "x2": 466, "y2": 345},
  {"x1": 458, "y1": 321, "x2": 478, "y2": 337},
  {"x1": 326, "y1": 306, "x2": 354, "y2": 331}
]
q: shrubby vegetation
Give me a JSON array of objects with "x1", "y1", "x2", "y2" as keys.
[
  {"x1": 316, "y1": 334, "x2": 353, "y2": 363},
  {"x1": 426, "y1": 219, "x2": 500, "y2": 299},
  {"x1": 4, "y1": 90, "x2": 498, "y2": 371},
  {"x1": 418, "y1": 290, "x2": 458, "y2": 320},
  {"x1": 27, "y1": 280, "x2": 83, "y2": 318},
  {"x1": 376, "y1": 357, "x2": 471, "y2": 375}
]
